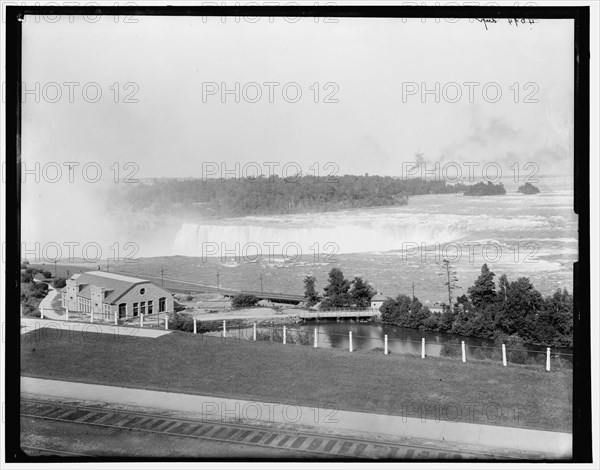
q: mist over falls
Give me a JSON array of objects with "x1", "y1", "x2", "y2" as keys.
[{"x1": 172, "y1": 216, "x2": 468, "y2": 257}]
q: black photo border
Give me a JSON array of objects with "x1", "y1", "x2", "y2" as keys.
[{"x1": 4, "y1": 4, "x2": 591, "y2": 464}]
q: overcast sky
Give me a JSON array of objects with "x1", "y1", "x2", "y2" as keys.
[{"x1": 21, "y1": 15, "x2": 574, "y2": 179}]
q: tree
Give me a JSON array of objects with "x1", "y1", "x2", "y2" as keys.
[
  {"x1": 379, "y1": 294, "x2": 428, "y2": 329},
  {"x1": 350, "y1": 277, "x2": 376, "y2": 308},
  {"x1": 30, "y1": 282, "x2": 49, "y2": 299},
  {"x1": 303, "y1": 276, "x2": 319, "y2": 307},
  {"x1": 533, "y1": 288, "x2": 573, "y2": 347},
  {"x1": 497, "y1": 273, "x2": 509, "y2": 302},
  {"x1": 438, "y1": 305, "x2": 455, "y2": 332},
  {"x1": 496, "y1": 277, "x2": 542, "y2": 337},
  {"x1": 320, "y1": 268, "x2": 352, "y2": 309},
  {"x1": 232, "y1": 294, "x2": 259, "y2": 309},
  {"x1": 468, "y1": 264, "x2": 496, "y2": 309},
  {"x1": 439, "y1": 258, "x2": 460, "y2": 307}
]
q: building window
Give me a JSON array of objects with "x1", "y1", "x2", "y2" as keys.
[
  {"x1": 159, "y1": 297, "x2": 166, "y2": 312},
  {"x1": 148, "y1": 300, "x2": 153, "y2": 315},
  {"x1": 133, "y1": 302, "x2": 139, "y2": 317},
  {"x1": 140, "y1": 301, "x2": 146, "y2": 315},
  {"x1": 118, "y1": 303, "x2": 127, "y2": 318},
  {"x1": 140, "y1": 288, "x2": 145, "y2": 295}
]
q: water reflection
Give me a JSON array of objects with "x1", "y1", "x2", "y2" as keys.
[{"x1": 213, "y1": 320, "x2": 573, "y2": 366}]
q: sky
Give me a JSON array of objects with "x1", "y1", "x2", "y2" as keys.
[{"x1": 20, "y1": 15, "x2": 574, "y2": 179}]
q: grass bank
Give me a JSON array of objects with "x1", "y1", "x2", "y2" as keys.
[{"x1": 21, "y1": 328, "x2": 572, "y2": 432}]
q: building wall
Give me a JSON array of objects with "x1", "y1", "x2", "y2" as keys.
[
  {"x1": 64, "y1": 279, "x2": 83, "y2": 311},
  {"x1": 62, "y1": 280, "x2": 173, "y2": 320},
  {"x1": 114, "y1": 283, "x2": 174, "y2": 319}
]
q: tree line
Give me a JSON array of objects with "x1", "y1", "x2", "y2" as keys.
[
  {"x1": 379, "y1": 263, "x2": 573, "y2": 348},
  {"x1": 109, "y1": 175, "x2": 472, "y2": 217},
  {"x1": 303, "y1": 268, "x2": 376, "y2": 310},
  {"x1": 303, "y1": 264, "x2": 573, "y2": 347}
]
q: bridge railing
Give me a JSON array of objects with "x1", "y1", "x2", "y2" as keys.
[{"x1": 299, "y1": 308, "x2": 379, "y2": 318}]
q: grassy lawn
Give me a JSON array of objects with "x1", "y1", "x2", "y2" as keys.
[{"x1": 21, "y1": 329, "x2": 572, "y2": 432}]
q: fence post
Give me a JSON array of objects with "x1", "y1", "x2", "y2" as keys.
[
  {"x1": 114, "y1": 310, "x2": 118, "y2": 326},
  {"x1": 283, "y1": 326, "x2": 286, "y2": 344},
  {"x1": 253, "y1": 323, "x2": 257, "y2": 341},
  {"x1": 314, "y1": 328, "x2": 318, "y2": 348},
  {"x1": 502, "y1": 344, "x2": 507, "y2": 366},
  {"x1": 349, "y1": 331, "x2": 353, "y2": 352},
  {"x1": 384, "y1": 335, "x2": 388, "y2": 355},
  {"x1": 66, "y1": 307, "x2": 69, "y2": 321},
  {"x1": 223, "y1": 320, "x2": 226, "y2": 338},
  {"x1": 40, "y1": 308, "x2": 45, "y2": 319},
  {"x1": 193, "y1": 318, "x2": 197, "y2": 334},
  {"x1": 546, "y1": 348, "x2": 551, "y2": 371},
  {"x1": 461, "y1": 341, "x2": 466, "y2": 363},
  {"x1": 140, "y1": 314, "x2": 144, "y2": 328},
  {"x1": 165, "y1": 315, "x2": 169, "y2": 330},
  {"x1": 90, "y1": 309, "x2": 93, "y2": 323},
  {"x1": 421, "y1": 338, "x2": 425, "y2": 359}
]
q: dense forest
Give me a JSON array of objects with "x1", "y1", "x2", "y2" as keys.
[
  {"x1": 109, "y1": 175, "x2": 476, "y2": 217},
  {"x1": 379, "y1": 264, "x2": 573, "y2": 348}
]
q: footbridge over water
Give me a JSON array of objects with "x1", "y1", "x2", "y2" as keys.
[{"x1": 298, "y1": 309, "x2": 380, "y2": 320}]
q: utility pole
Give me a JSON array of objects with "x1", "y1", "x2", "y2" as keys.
[
  {"x1": 54, "y1": 260, "x2": 57, "y2": 277},
  {"x1": 66, "y1": 269, "x2": 70, "y2": 279},
  {"x1": 216, "y1": 269, "x2": 221, "y2": 293},
  {"x1": 412, "y1": 281, "x2": 415, "y2": 301},
  {"x1": 107, "y1": 258, "x2": 110, "y2": 272},
  {"x1": 160, "y1": 267, "x2": 164, "y2": 286},
  {"x1": 259, "y1": 273, "x2": 264, "y2": 294}
]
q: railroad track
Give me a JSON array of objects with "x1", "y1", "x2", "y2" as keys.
[
  {"x1": 21, "y1": 445, "x2": 92, "y2": 457},
  {"x1": 20, "y1": 398, "x2": 532, "y2": 460}
]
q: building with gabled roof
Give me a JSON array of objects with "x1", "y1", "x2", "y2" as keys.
[
  {"x1": 370, "y1": 292, "x2": 389, "y2": 310},
  {"x1": 61, "y1": 271, "x2": 174, "y2": 320}
]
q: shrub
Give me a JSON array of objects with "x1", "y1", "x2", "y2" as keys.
[
  {"x1": 168, "y1": 312, "x2": 195, "y2": 332},
  {"x1": 30, "y1": 282, "x2": 49, "y2": 298},
  {"x1": 42, "y1": 270, "x2": 53, "y2": 279},
  {"x1": 232, "y1": 294, "x2": 259, "y2": 309},
  {"x1": 53, "y1": 277, "x2": 67, "y2": 289}
]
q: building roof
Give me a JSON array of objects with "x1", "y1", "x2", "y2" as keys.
[
  {"x1": 371, "y1": 293, "x2": 388, "y2": 301},
  {"x1": 68, "y1": 271, "x2": 152, "y2": 305}
]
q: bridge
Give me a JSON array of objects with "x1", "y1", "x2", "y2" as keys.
[{"x1": 298, "y1": 309, "x2": 379, "y2": 320}]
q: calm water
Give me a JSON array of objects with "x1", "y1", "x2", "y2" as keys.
[{"x1": 211, "y1": 320, "x2": 573, "y2": 364}]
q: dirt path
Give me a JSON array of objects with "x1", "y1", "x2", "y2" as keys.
[{"x1": 37, "y1": 283, "x2": 65, "y2": 320}]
